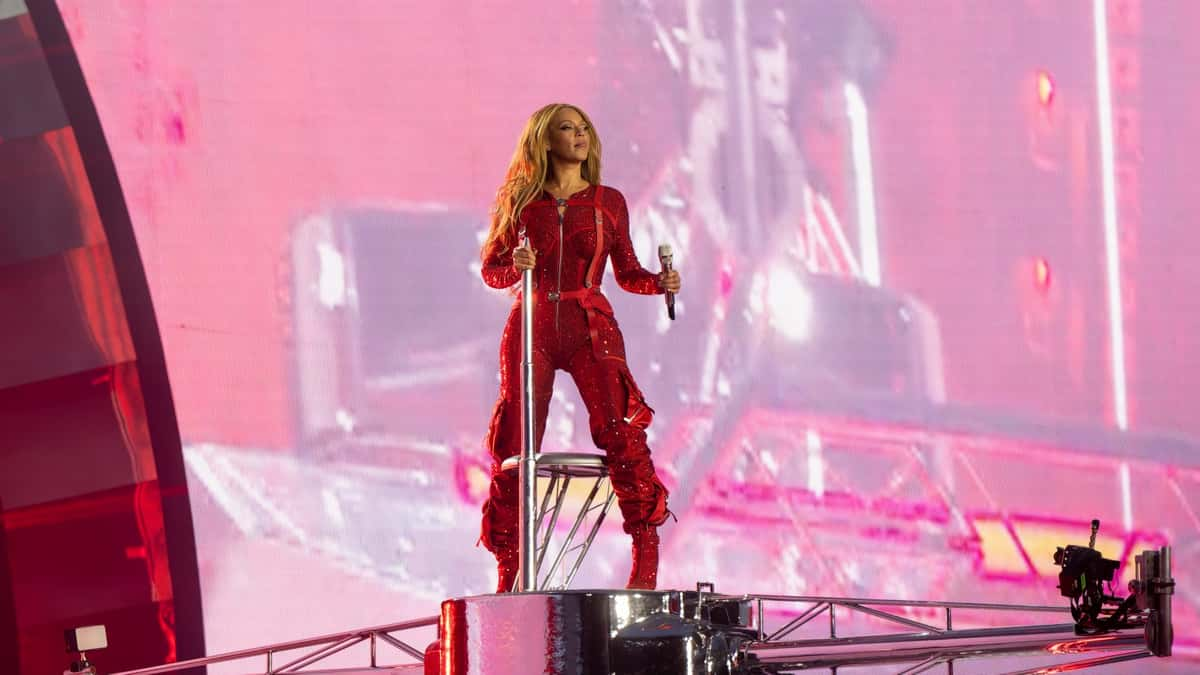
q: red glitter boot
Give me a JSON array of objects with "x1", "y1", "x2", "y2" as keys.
[
  {"x1": 626, "y1": 524, "x2": 660, "y2": 590},
  {"x1": 495, "y1": 550, "x2": 519, "y2": 593}
]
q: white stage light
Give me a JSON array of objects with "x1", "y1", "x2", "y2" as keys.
[{"x1": 767, "y1": 265, "x2": 814, "y2": 342}]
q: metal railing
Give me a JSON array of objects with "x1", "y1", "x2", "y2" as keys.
[
  {"x1": 110, "y1": 614, "x2": 438, "y2": 675},
  {"x1": 748, "y1": 593, "x2": 1071, "y2": 643},
  {"x1": 741, "y1": 592, "x2": 1151, "y2": 674}
]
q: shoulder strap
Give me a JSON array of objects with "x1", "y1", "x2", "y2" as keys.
[{"x1": 583, "y1": 186, "x2": 606, "y2": 288}]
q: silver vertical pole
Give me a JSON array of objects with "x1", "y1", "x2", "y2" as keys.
[
  {"x1": 518, "y1": 236, "x2": 538, "y2": 592},
  {"x1": 1159, "y1": 546, "x2": 1172, "y2": 656}
]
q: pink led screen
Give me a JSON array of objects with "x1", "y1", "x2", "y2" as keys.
[{"x1": 52, "y1": 0, "x2": 1200, "y2": 668}]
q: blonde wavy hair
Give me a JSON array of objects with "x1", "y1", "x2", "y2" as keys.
[{"x1": 481, "y1": 103, "x2": 602, "y2": 260}]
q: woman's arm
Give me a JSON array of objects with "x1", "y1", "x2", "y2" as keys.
[
  {"x1": 481, "y1": 240, "x2": 522, "y2": 289},
  {"x1": 610, "y1": 191, "x2": 663, "y2": 295}
]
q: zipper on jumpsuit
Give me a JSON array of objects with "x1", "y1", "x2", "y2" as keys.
[{"x1": 555, "y1": 198, "x2": 565, "y2": 334}]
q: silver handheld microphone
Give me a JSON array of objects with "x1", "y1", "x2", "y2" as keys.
[{"x1": 658, "y1": 244, "x2": 675, "y2": 321}]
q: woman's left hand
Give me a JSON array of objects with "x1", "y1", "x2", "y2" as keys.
[{"x1": 658, "y1": 270, "x2": 681, "y2": 293}]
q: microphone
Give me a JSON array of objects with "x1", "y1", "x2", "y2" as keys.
[{"x1": 658, "y1": 244, "x2": 675, "y2": 321}]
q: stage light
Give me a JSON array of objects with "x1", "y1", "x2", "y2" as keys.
[
  {"x1": 1093, "y1": 0, "x2": 1129, "y2": 430},
  {"x1": 767, "y1": 265, "x2": 813, "y2": 342},
  {"x1": 1037, "y1": 70, "x2": 1055, "y2": 107},
  {"x1": 1034, "y1": 257, "x2": 1052, "y2": 293},
  {"x1": 845, "y1": 81, "x2": 881, "y2": 286}
]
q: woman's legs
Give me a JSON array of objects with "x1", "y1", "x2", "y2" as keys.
[
  {"x1": 479, "y1": 326, "x2": 555, "y2": 592},
  {"x1": 567, "y1": 348, "x2": 670, "y2": 589}
]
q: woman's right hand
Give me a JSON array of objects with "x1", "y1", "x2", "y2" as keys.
[{"x1": 512, "y1": 245, "x2": 537, "y2": 272}]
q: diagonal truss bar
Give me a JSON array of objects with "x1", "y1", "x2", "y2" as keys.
[
  {"x1": 274, "y1": 635, "x2": 365, "y2": 673},
  {"x1": 842, "y1": 601, "x2": 946, "y2": 634},
  {"x1": 766, "y1": 602, "x2": 829, "y2": 642},
  {"x1": 746, "y1": 591, "x2": 1134, "y2": 670},
  {"x1": 108, "y1": 615, "x2": 438, "y2": 675},
  {"x1": 540, "y1": 474, "x2": 605, "y2": 588},
  {"x1": 375, "y1": 631, "x2": 427, "y2": 661},
  {"x1": 563, "y1": 489, "x2": 617, "y2": 589},
  {"x1": 535, "y1": 474, "x2": 568, "y2": 573},
  {"x1": 896, "y1": 654, "x2": 944, "y2": 675}
]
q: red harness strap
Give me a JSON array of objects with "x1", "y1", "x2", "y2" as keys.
[
  {"x1": 539, "y1": 186, "x2": 623, "y2": 362},
  {"x1": 584, "y1": 185, "x2": 605, "y2": 288},
  {"x1": 552, "y1": 287, "x2": 612, "y2": 362},
  {"x1": 562, "y1": 186, "x2": 616, "y2": 287}
]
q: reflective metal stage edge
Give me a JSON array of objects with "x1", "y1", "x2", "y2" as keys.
[
  {"x1": 106, "y1": 547, "x2": 1176, "y2": 674},
  {"x1": 434, "y1": 574, "x2": 1175, "y2": 674}
]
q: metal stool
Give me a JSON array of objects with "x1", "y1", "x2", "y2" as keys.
[{"x1": 500, "y1": 452, "x2": 616, "y2": 591}]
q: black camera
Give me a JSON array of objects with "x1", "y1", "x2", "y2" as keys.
[
  {"x1": 1053, "y1": 520, "x2": 1122, "y2": 629},
  {"x1": 1051, "y1": 519, "x2": 1174, "y2": 657}
]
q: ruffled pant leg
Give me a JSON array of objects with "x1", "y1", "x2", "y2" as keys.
[
  {"x1": 479, "y1": 314, "x2": 556, "y2": 557},
  {"x1": 478, "y1": 396, "x2": 520, "y2": 557},
  {"x1": 566, "y1": 344, "x2": 669, "y2": 534}
]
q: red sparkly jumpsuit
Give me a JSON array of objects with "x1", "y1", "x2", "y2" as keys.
[{"x1": 479, "y1": 184, "x2": 670, "y2": 560}]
